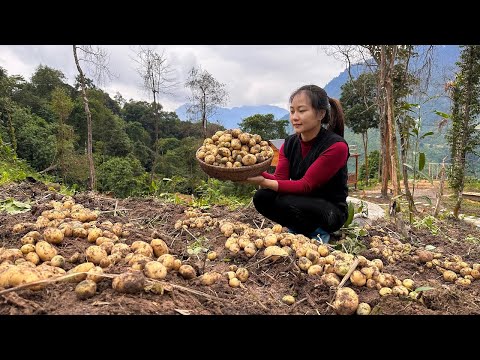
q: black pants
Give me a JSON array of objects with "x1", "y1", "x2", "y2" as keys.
[{"x1": 253, "y1": 189, "x2": 348, "y2": 236}]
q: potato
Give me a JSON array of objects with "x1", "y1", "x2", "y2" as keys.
[
  {"x1": 228, "y1": 277, "x2": 241, "y2": 288},
  {"x1": 111, "y1": 243, "x2": 131, "y2": 257},
  {"x1": 112, "y1": 271, "x2": 145, "y2": 294},
  {"x1": 298, "y1": 257, "x2": 312, "y2": 271},
  {"x1": 178, "y1": 265, "x2": 196, "y2": 280},
  {"x1": 200, "y1": 272, "x2": 222, "y2": 286},
  {"x1": 282, "y1": 295, "x2": 295, "y2": 305},
  {"x1": 144, "y1": 261, "x2": 167, "y2": 280},
  {"x1": 67, "y1": 262, "x2": 96, "y2": 283},
  {"x1": 50, "y1": 255, "x2": 65, "y2": 268},
  {"x1": 172, "y1": 259, "x2": 182, "y2": 271},
  {"x1": 20, "y1": 244, "x2": 36, "y2": 255},
  {"x1": 157, "y1": 254, "x2": 175, "y2": 271},
  {"x1": 332, "y1": 287, "x2": 359, "y2": 315},
  {"x1": 9, "y1": 267, "x2": 44, "y2": 290},
  {"x1": 75, "y1": 265, "x2": 98, "y2": 283},
  {"x1": 131, "y1": 241, "x2": 153, "y2": 257},
  {"x1": 43, "y1": 227, "x2": 64, "y2": 244},
  {"x1": 235, "y1": 268, "x2": 249, "y2": 282},
  {"x1": 35, "y1": 241, "x2": 57, "y2": 262},
  {"x1": 85, "y1": 246, "x2": 108, "y2": 265},
  {"x1": 87, "y1": 228, "x2": 103, "y2": 243},
  {"x1": 443, "y1": 270, "x2": 457, "y2": 282},
  {"x1": 151, "y1": 239, "x2": 169, "y2": 257},
  {"x1": 356, "y1": 302, "x2": 371, "y2": 315},
  {"x1": 350, "y1": 270, "x2": 367, "y2": 287},
  {"x1": 322, "y1": 273, "x2": 340, "y2": 287},
  {"x1": 205, "y1": 251, "x2": 217, "y2": 261},
  {"x1": 75, "y1": 279, "x2": 97, "y2": 299},
  {"x1": 25, "y1": 252, "x2": 40, "y2": 265},
  {"x1": 264, "y1": 246, "x2": 288, "y2": 261}
]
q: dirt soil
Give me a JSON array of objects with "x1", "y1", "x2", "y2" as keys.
[{"x1": 1, "y1": 181, "x2": 480, "y2": 315}]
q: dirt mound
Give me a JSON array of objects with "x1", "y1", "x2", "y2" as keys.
[{"x1": 1, "y1": 181, "x2": 480, "y2": 315}]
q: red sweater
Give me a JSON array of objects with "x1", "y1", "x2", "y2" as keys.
[{"x1": 262, "y1": 140, "x2": 348, "y2": 194}]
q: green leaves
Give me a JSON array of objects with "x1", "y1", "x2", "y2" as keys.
[
  {"x1": 0, "y1": 198, "x2": 31, "y2": 214},
  {"x1": 343, "y1": 201, "x2": 355, "y2": 228}
]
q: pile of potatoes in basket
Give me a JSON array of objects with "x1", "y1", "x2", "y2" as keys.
[{"x1": 196, "y1": 129, "x2": 275, "y2": 168}]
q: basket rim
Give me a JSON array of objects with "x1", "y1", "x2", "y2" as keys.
[{"x1": 195, "y1": 148, "x2": 273, "y2": 173}]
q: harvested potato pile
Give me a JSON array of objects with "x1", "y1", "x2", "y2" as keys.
[{"x1": 196, "y1": 129, "x2": 274, "y2": 168}]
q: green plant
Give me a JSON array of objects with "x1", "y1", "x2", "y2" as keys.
[
  {"x1": 412, "y1": 215, "x2": 440, "y2": 235},
  {"x1": 335, "y1": 201, "x2": 369, "y2": 254}
]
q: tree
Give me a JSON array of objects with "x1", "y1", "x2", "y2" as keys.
[
  {"x1": 72, "y1": 45, "x2": 111, "y2": 190},
  {"x1": 340, "y1": 72, "x2": 379, "y2": 185},
  {"x1": 239, "y1": 114, "x2": 288, "y2": 140},
  {"x1": 134, "y1": 46, "x2": 178, "y2": 181},
  {"x1": 445, "y1": 45, "x2": 480, "y2": 218},
  {"x1": 185, "y1": 66, "x2": 228, "y2": 138},
  {"x1": 0, "y1": 67, "x2": 20, "y2": 153},
  {"x1": 50, "y1": 87, "x2": 74, "y2": 178}
]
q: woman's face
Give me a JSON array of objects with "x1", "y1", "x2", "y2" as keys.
[{"x1": 289, "y1": 91, "x2": 325, "y2": 141}]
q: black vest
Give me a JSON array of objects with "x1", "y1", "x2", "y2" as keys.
[{"x1": 283, "y1": 128, "x2": 349, "y2": 211}]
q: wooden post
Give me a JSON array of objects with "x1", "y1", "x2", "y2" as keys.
[{"x1": 355, "y1": 154, "x2": 358, "y2": 190}]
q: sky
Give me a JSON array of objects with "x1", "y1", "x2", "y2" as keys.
[{"x1": 0, "y1": 45, "x2": 348, "y2": 112}]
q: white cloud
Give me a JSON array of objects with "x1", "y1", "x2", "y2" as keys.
[{"x1": 0, "y1": 45, "x2": 346, "y2": 112}]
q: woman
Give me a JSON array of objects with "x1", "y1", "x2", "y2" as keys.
[{"x1": 245, "y1": 85, "x2": 349, "y2": 243}]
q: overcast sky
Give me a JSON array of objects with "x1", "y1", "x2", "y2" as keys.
[{"x1": 0, "y1": 45, "x2": 348, "y2": 112}]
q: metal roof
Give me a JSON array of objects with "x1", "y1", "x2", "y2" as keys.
[{"x1": 269, "y1": 139, "x2": 285, "y2": 150}]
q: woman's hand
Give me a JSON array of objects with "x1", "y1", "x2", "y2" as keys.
[{"x1": 243, "y1": 175, "x2": 265, "y2": 186}]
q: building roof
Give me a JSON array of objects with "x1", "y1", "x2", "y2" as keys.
[{"x1": 269, "y1": 139, "x2": 285, "y2": 150}]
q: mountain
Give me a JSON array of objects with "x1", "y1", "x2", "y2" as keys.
[{"x1": 175, "y1": 104, "x2": 289, "y2": 129}]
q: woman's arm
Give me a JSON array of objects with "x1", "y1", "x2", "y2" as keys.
[{"x1": 246, "y1": 142, "x2": 348, "y2": 193}]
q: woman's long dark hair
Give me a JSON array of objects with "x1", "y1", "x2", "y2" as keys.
[{"x1": 289, "y1": 85, "x2": 345, "y2": 137}]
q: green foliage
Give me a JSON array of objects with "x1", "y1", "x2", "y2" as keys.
[
  {"x1": 239, "y1": 113, "x2": 288, "y2": 140},
  {"x1": 193, "y1": 178, "x2": 252, "y2": 209},
  {"x1": 0, "y1": 198, "x2": 31, "y2": 214},
  {"x1": 340, "y1": 72, "x2": 379, "y2": 134},
  {"x1": 413, "y1": 215, "x2": 440, "y2": 235},
  {"x1": 11, "y1": 107, "x2": 56, "y2": 170},
  {"x1": 359, "y1": 150, "x2": 380, "y2": 180},
  {"x1": 97, "y1": 156, "x2": 149, "y2": 198},
  {"x1": 446, "y1": 46, "x2": 480, "y2": 205},
  {"x1": 334, "y1": 201, "x2": 369, "y2": 254}
]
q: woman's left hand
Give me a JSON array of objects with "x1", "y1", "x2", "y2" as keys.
[{"x1": 243, "y1": 175, "x2": 265, "y2": 186}]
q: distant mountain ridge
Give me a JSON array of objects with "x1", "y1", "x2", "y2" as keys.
[
  {"x1": 175, "y1": 104, "x2": 289, "y2": 129},
  {"x1": 175, "y1": 46, "x2": 461, "y2": 140}
]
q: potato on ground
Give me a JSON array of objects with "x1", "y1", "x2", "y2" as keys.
[
  {"x1": 35, "y1": 241, "x2": 57, "y2": 262},
  {"x1": 150, "y1": 239, "x2": 169, "y2": 257},
  {"x1": 85, "y1": 246, "x2": 108, "y2": 265},
  {"x1": 75, "y1": 280, "x2": 97, "y2": 299},
  {"x1": 43, "y1": 227, "x2": 64, "y2": 244},
  {"x1": 178, "y1": 265, "x2": 196, "y2": 279},
  {"x1": 112, "y1": 271, "x2": 146, "y2": 294},
  {"x1": 332, "y1": 287, "x2": 359, "y2": 315},
  {"x1": 144, "y1": 261, "x2": 167, "y2": 280}
]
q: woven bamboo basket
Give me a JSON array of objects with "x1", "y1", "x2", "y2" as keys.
[{"x1": 196, "y1": 150, "x2": 273, "y2": 181}]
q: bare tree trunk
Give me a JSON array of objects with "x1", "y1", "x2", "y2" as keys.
[
  {"x1": 378, "y1": 63, "x2": 390, "y2": 198},
  {"x1": 362, "y1": 131, "x2": 369, "y2": 186},
  {"x1": 150, "y1": 89, "x2": 160, "y2": 182},
  {"x1": 383, "y1": 46, "x2": 401, "y2": 198},
  {"x1": 398, "y1": 121, "x2": 415, "y2": 214},
  {"x1": 434, "y1": 158, "x2": 447, "y2": 217},
  {"x1": 73, "y1": 45, "x2": 95, "y2": 190},
  {"x1": 202, "y1": 92, "x2": 207, "y2": 139}
]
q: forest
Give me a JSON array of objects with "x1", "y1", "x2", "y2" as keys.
[{"x1": 1, "y1": 45, "x2": 480, "y2": 316}]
